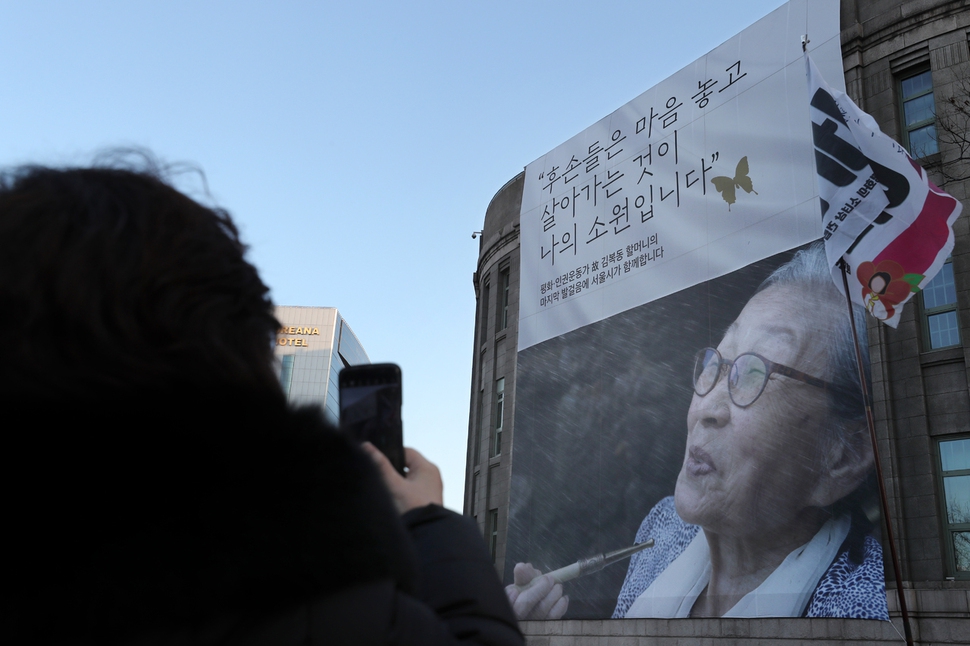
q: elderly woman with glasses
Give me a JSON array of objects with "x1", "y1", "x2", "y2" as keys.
[{"x1": 508, "y1": 243, "x2": 889, "y2": 621}]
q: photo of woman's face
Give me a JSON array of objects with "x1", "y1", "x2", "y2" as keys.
[
  {"x1": 506, "y1": 245, "x2": 884, "y2": 619},
  {"x1": 674, "y1": 285, "x2": 842, "y2": 539}
]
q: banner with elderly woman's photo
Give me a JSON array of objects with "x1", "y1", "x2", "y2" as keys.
[{"x1": 507, "y1": 0, "x2": 889, "y2": 621}]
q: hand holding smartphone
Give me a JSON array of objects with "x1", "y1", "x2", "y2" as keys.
[{"x1": 339, "y1": 363, "x2": 405, "y2": 475}]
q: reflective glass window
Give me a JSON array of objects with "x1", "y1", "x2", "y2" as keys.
[
  {"x1": 922, "y1": 261, "x2": 960, "y2": 350},
  {"x1": 939, "y1": 438, "x2": 970, "y2": 577},
  {"x1": 498, "y1": 269, "x2": 510, "y2": 331},
  {"x1": 492, "y1": 377, "x2": 505, "y2": 456},
  {"x1": 900, "y1": 69, "x2": 938, "y2": 157},
  {"x1": 279, "y1": 355, "x2": 295, "y2": 397},
  {"x1": 336, "y1": 319, "x2": 369, "y2": 366}
]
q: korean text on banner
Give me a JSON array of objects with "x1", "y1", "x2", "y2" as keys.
[{"x1": 808, "y1": 56, "x2": 962, "y2": 327}]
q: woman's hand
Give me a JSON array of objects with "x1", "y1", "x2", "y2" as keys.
[
  {"x1": 505, "y1": 562, "x2": 569, "y2": 620},
  {"x1": 363, "y1": 443, "x2": 443, "y2": 514}
]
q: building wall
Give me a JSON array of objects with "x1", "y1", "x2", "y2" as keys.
[
  {"x1": 466, "y1": 0, "x2": 970, "y2": 642},
  {"x1": 466, "y1": 173, "x2": 523, "y2": 571},
  {"x1": 840, "y1": 0, "x2": 970, "y2": 629},
  {"x1": 274, "y1": 306, "x2": 369, "y2": 422}
]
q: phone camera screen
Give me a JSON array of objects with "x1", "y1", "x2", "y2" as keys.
[{"x1": 340, "y1": 373, "x2": 404, "y2": 474}]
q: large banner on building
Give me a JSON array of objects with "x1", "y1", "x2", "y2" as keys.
[
  {"x1": 519, "y1": 0, "x2": 844, "y2": 351},
  {"x1": 508, "y1": 0, "x2": 889, "y2": 621}
]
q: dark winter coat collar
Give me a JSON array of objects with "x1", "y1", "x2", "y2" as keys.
[{"x1": 7, "y1": 389, "x2": 417, "y2": 644}]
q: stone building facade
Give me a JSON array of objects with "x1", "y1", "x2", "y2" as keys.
[{"x1": 465, "y1": 0, "x2": 970, "y2": 642}]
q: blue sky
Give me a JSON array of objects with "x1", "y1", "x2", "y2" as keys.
[{"x1": 2, "y1": 0, "x2": 789, "y2": 510}]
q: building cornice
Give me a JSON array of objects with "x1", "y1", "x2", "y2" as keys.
[
  {"x1": 841, "y1": 0, "x2": 969, "y2": 72},
  {"x1": 476, "y1": 223, "x2": 520, "y2": 279}
]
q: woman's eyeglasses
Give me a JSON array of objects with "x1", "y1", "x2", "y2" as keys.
[{"x1": 692, "y1": 347, "x2": 835, "y2": 408}]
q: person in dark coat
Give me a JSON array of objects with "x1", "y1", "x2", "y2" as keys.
[{"x1": 0, "y1": 157, "x2": 524, "y2": 646}]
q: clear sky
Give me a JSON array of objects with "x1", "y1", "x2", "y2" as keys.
[{"x1": 1, "y1": 0, "x2": 788, "y2": 510}]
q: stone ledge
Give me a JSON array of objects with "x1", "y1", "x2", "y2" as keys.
[{"x1": 520, "y1": 618, "x2": 901, "y2": 643}]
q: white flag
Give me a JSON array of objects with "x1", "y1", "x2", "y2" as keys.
[{"x1": 808, "y1": 57, "x2": 961, "y2": 327}]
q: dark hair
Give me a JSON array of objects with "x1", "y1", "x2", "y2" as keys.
[
  {"x1": 757, "y1": 242, "x2": 879, "y2": 526},
  {"x1": 0, "y1": 156, "x2": 282, "y2": 397},
  {"x1": 757, "y1": 242, "x2": 870, "y2": 429}
]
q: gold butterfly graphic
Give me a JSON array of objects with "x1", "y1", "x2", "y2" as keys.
[{"x1": 711, "y1": 156, "x2": 758, "y2": 210}]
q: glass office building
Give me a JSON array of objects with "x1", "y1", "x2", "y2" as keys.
[{"x1": 274, "y1": 306, "x2": 369, "y2": 423}]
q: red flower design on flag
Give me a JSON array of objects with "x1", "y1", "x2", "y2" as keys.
[{"x1": 857, "y1": 260, "x2": 919, "y2": 320}]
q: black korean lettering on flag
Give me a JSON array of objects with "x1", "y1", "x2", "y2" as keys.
[{"x1": 810, "y1": 87, "x2": 910, "y2": 251}]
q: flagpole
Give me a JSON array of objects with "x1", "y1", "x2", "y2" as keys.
[{"x1": 839, "y1": 260, "x2": 914, "y2": 646}]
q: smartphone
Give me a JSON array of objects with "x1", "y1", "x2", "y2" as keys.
[{"x1": 339, "y1": 363, "x2": 405, "y2": 475}]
